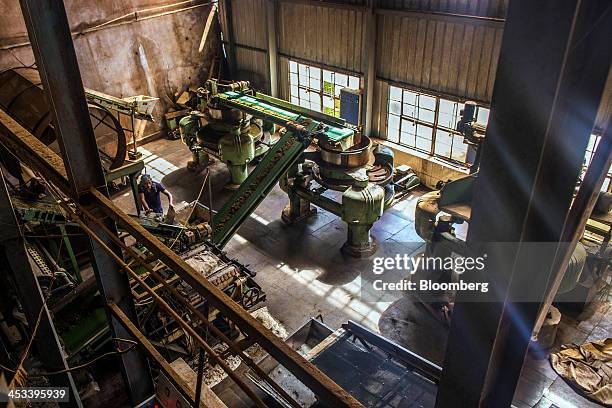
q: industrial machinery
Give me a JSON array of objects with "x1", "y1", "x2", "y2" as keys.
[
  {"x1": 194, "y1": 80, "x2": 419, "y2": 257},
  {"x1": 0, "y1": 67, "x2": 155, "y2": 206},
  {"x1": 178, "y1": 81, "x2": 273, "y2": 188},
  {"x1": 413, "y1": 103, "x2": 592, "y2": 325},
  {"x1": 1, "y1": 186, "x2": 265, "y2": 366},
  {"x1": 215, "y1": 318, "x2": 441, "y2": 407}
]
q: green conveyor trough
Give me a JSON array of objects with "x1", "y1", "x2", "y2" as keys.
[{"x1": 210, "y1": 91, "x2": 355, "y2": 247}]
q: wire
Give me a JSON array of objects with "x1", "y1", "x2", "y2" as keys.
[{"x1": 0, "y1": 339, "x2": 138, "y2": 377}]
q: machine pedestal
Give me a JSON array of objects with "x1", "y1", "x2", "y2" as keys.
[
  {"x1": 281, "y1": 202, "x2": 317, "y2": 225},
  {"x1": 226, "y1": 164, "x2": 249, "y2": 190},
  {"x1": 342, "y1": 224, "x2": 377, "y2": 258}
]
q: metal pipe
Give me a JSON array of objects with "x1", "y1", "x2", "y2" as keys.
[{"x1": 266, "y1": 0, "x2": 279, "y2": 97}]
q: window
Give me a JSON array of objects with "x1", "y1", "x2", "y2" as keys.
[
  {"x1": 584, "y1": 134, "x2": 612, "y2": 192},
  {"x1": 387, "y1": 85, "x2": 490, "y2": 165},
  {"x1": 289, "y1": 60, "x2": 360, "y2": 118}
]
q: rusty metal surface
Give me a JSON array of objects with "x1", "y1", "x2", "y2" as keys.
[
  {"x1": 90, "y1": 187, "x2": 364, "y2": 408},
  {"x1": 1, "y1": 96, "x2": 364, "y2": 407},
  {"x1": 0, "y1": 108, "x2": 69, "y2": 193}
]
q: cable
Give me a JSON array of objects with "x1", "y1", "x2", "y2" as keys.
[{"x1": 0, "y1": 339, "x2": 138, "y2": 377}]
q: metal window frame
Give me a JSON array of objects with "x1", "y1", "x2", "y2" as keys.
[
  {"x1": 386, "y1": 85, "x2": 489, "y2": 166},
  {"x1": 289, "y1": 60, "x2": 361, "y2": 118}
]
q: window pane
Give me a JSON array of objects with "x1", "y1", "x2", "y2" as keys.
[
  {"x1": 388, "y1": 114, "x2": 400, "y2": 132},
  {"x1": 309, "y1": 76, "x2": 321, "y2": 90},
  {"x1": 389, "y1": 101, "x2": 401, "y2": 115},
  {"x1": 348, "y1": 76, "x2": 359, "y2": 89},
  {"x1": 299, "y1": 99, "x2": 310, "y2": 108},
  {"x1": 418, "y1": 107, "x2": 435, "y2": 123},
  {"x1": 335, "y1": 73, "x2": 348, "y2": 87},
  {"x1": 323, "y1": 95, "x2": 334, "y2": 109},
  {"x1": 416, "y1": 124, "x2": 433, "y2": 139},
  {"x1": 388, "y1": 125, "x2": 400, "y2": 143},
  {"x1": 402, "y1": 102, "x2": 416, "y2": 118},
  {"x1": 401, "y1": 118, "x2": 416, "y2": 135},
  {"x1": 298, "y1": 63, "x2": 308, "y2": 77},
  {"x1": 291, "y1": 96, "x2": 299, "y2": 104},
  {"x1": 323, "y1": 70, "x2": 333, "y2": 82},
  {"x1": 451, "y1": 138, "x2": 468, "y2": 162},
  {"x1": 438, "y1": 99, "x2": 459, "y2": 129},
  {"x1": 476, "y1": 107, "x2": 490, "y2": 125},
  {"x1": 290, "y1": 85, "x2": 298, "y2": 97},
  {"x1": 323, "y1": 81, "x2": 334, "y2": 95},
  {"x1": 400, "y1": 119, "x2": 416, "y2": 146},
  {"x1": 289, "y1": 61, "x2": 298, "y2": 73},
  {"x1": 299, "y1": 88, "x2": 308, "y2": 99},
  {"x1": 403, "y1": 90, "x2": 418, "y2": 105},
  {"x1": 289, "y1": 73, "x2": 298, "y2": 87},
  {"x1": 308, "y1": 91, "x2": 319, "y2": 104},
  {"x1": 310, "y1": 68, "x2": 321, "y2": 80},
  {"x1": 434, "y1": 129, "x2": 452, "y2": 158},
  {"x1": 419, "y1": 94, "x2": 436, "y2": 110},
  {"x1": 416, "y1": 136, "x2": 432, "y2": 151},
  {"x1": 389, "y1": 86, "x2": 402, "y2": 102}
]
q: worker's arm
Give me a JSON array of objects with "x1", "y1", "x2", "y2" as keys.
[
  {"x1": 162, "y1": 190, "x2": 174, "y2": 209},
  {"x1": 139, "y1": 192, "x2": 151, "y2": 213}
]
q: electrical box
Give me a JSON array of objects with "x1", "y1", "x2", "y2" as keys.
[{"x1": 340, "y1": 88, "x2": 361, "y2": 126}]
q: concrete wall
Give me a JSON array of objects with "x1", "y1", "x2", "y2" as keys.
[{"x1": 0, "y1": 0, "x2": 221, "y2": 137}]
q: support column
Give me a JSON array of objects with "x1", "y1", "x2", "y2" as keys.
[
  {"x1": 363, "y1": 0, "x2": 377, "y2": 136},
  {"x1": 18, "y1": 1, "x2": 154, "y2": 404},
  {"x1": 436, "y1": 0, "x2": 612, "y2": 406},
  {"x1": 267, "y1": 0, "x2": 279, "y2": 97},
  {"x1": 0, "y1": 173, "x2": 82, "y2": 407},
  {"x1": 222, "y1": 0, "x2": 238, "y2": 78}
]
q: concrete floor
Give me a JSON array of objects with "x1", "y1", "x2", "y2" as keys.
[
  {"x1": 114, "y1": 139, "x2": 427, "y2": 334},
  {"x1": 113, "y1": 138, "x2": 610, "y2": 408}
]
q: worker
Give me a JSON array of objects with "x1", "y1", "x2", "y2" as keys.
[{"x1": 138, "y1": 174, "x2": 174, "y2": 215}]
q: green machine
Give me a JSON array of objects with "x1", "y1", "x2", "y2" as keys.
[
  {"x1": 205, "y1": 80, "x2": 420, "y2": 257},
  {"x1": 178, "y1": 81, "x2": 272, "y2": 188}
]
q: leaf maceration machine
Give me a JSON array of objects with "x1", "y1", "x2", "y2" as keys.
[{"x1": 180, "y1": 79, "x2": 420, "y2": 257}]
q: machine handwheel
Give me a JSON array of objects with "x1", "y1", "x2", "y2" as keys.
[{"x1": 240, "y1": 287, "x2": 261, "y2": 309}]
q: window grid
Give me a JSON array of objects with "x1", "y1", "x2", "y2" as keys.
[
  {"x1": 585, "y1": 134, "x2": 612, "y2": 192},
  {"x1": 387, "y1": 85, "x2": 490, "y2": 166},
  {"x1": 289, "y1": 61, "x2": 360, "y2": 118}
]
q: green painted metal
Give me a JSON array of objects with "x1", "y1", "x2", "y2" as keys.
[
  {"x1": 215, "y1": 91, "x2": 354, "y2": 144},
  {"x1": 60, "y1": 224, "x2": 81, "y2": 283},
  {"x1": 211, "y1": 127, "x2": 315, "y2": 247}
]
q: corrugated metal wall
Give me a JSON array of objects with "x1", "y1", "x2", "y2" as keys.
[
  {"x1": 375, "y1": 14, "x2": 503, "y2": 103},
  {"x1": 277, "y1": 3, "x2": 367, "y2": 73},
  {"x1": 224, "y1": 0, "x2": 506, "y2": 131},
  {"x1": 378, "y1": 0, "x2": 508, "y2": 18}
]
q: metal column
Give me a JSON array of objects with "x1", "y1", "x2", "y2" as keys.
[
  {"x1": 18, "y1": 0, "x2": 154, "y2": 404},
  {"x1": 363, "y1": 0, "x2": 377, "y2": 137},
  {"x1": 0, "y1": 172, "x2": 82, "y2": 407},
  {"x1": 436, "y1": 0, "x2": 612, "y2": 406},
  {"x1": 267, "y1": 0, "x2": 279, "y2": 97}
]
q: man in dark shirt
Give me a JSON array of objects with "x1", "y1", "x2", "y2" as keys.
[{"x1": 138, "y1": 174, "x2": 174, "y2": 214}]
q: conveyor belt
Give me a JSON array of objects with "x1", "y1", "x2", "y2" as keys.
[{"x1": 211, "y1": 128, "x2": 312, "y2": 247}]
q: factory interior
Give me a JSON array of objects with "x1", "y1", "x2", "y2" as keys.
[{"x1": 0, "y1": 0, "x2": 611, "y2": 407}]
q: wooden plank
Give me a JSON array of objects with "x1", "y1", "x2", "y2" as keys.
[{"x1": 170, "y1": 358, "x2": 229, "y2": 408}]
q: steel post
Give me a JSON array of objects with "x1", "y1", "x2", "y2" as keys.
[
  {"x1": 18, "y1": 1, "x2": 154, "y2": 404},
  {"x1": 436, "y1": 1, "x2": 612, "y2": 406},
  {"x1": 0, "y1": 172, "x2": 82, "y2": 407}
]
